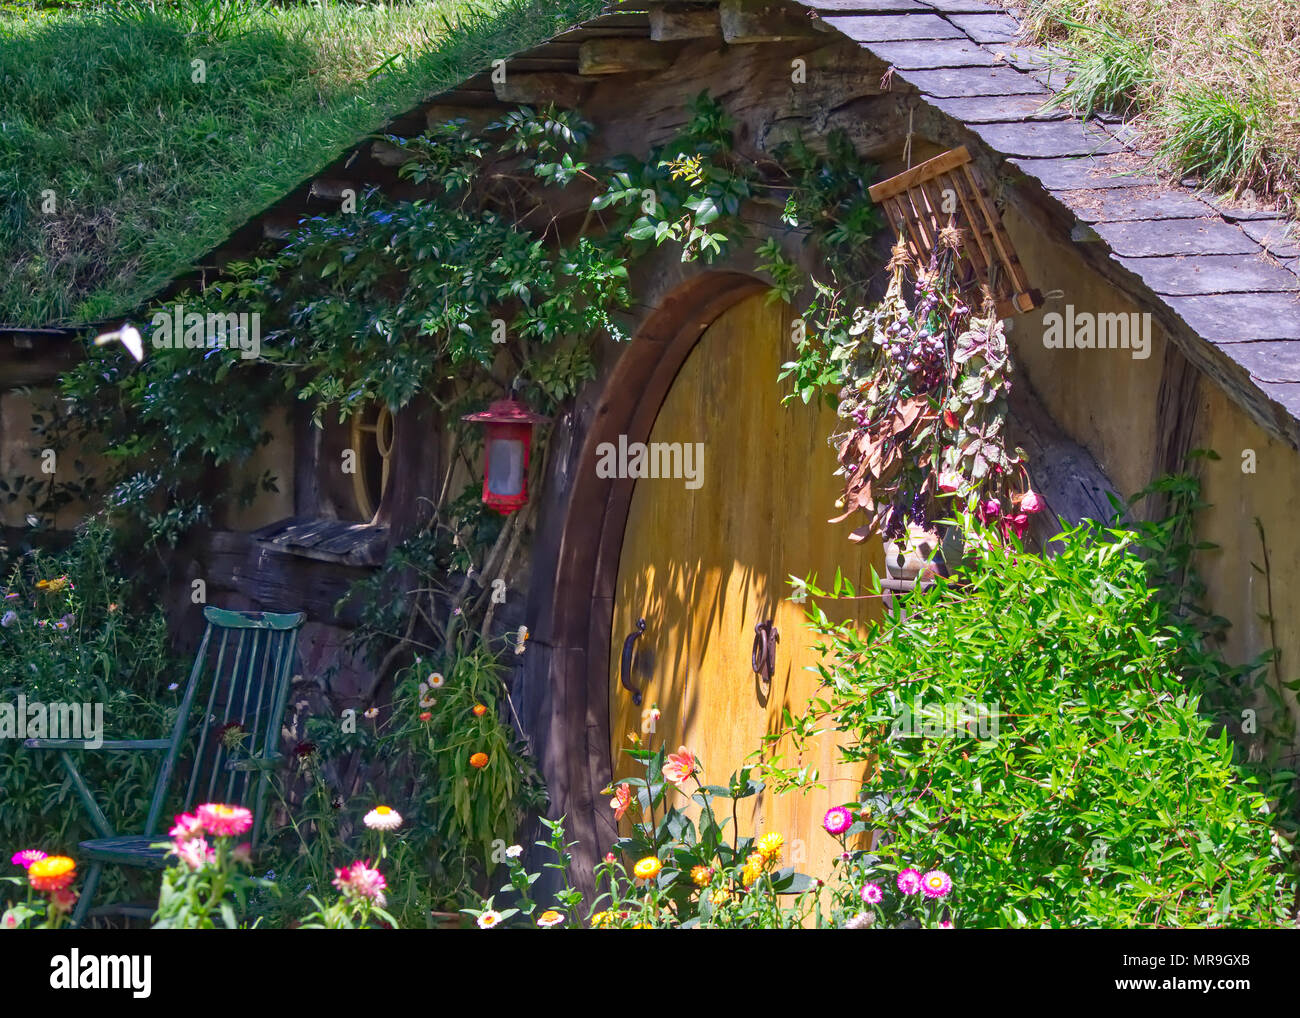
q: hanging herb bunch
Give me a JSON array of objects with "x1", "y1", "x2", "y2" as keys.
[{"x1": 832, "y1": 226, "x2": 1043, "y2": 545}]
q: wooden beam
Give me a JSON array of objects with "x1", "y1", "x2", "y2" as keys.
[
  {"x1": 720, "y1": 0, "x2": 824, "y2": 43},
  {"x1": 869, "y1": 146, "x2": 971, "y2": 202},
  {"x1": 650, "y1": 6, "x2": 722, "y2": 41},
  {"x1": 578, "y1": 38, "x2": 678, "y2": 75},
  {"x1": 492, "y1": 72, "x2": 591, "y2": 107},
  {"x1": 370, "y1": 139, "x2": 410, "y2": 168}
]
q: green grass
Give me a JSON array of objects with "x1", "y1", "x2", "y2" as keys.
[
  {"x1": 0, "y1": 0, "x2": 607, "y2": 326},
  {"x1": 1007, "y1": 0, "x2": 1298, "y2": 213}
]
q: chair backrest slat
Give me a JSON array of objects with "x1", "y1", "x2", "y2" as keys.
[{"x1": 144, "y1": 608, "x2": 304, "y2": 846}]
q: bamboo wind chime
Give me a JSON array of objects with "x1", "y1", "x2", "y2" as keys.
[{"x1": 868, "y1": 146, "x2": 1041, "y2": 319}]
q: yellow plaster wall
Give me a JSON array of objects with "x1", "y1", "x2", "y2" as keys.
[
  {"x1": 1003, "y1": 206, "x2": 1168, "y2": 501},
  {"x1": 1194, "y1": 383, "x2": 1300, "y2": 740},
  {"x1": 1001, "y1": 205, "x2": 1300, "y2": 752},
  {"x1": 220, "y1": 408, "x2": 296, "y2": 531},
  {"x1": 0, "y1": 386, "x2": 105, "y2": 530}
]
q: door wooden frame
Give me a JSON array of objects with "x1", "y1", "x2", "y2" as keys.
[{"x1": 525, "y1": 269, "x2": 770, "y2": 889}]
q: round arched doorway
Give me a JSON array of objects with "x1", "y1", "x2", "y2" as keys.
[{"x1": 535, "y1": 272, "x2": 882, "y2": 889}]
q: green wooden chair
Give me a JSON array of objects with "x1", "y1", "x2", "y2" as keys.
[{"x1": 23, "y1": 606, "x2": 304, "y2": 927}]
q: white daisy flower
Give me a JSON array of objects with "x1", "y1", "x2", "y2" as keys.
[
  {"x1": 505, "y1": 844, "x2": 523, "y2": 859},
  {"x1": 477, "y1": 909, "x2": 503, "y2": 929},
  {"x1": 428, "y1": 672, "x2": 446, "y2": 690},
  {"x1": 364, "y1": 805, "x2": 403, "y2": 831}
]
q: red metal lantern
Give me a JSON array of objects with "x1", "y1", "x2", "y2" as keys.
[{"x1": 461, "y1": 398, "x2": 549, "y2": 514}]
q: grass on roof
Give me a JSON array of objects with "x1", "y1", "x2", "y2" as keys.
[
  {"x1": 1004, "y1": 0, "x2": 1299, "y2": 215},
  {"x1": 0, "y1": 0, "x2": 607, "y2": 327}
]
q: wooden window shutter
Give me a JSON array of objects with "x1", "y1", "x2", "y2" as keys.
[{"x1": 868, "y1": 146, "x2": 1041, "y2": 319}]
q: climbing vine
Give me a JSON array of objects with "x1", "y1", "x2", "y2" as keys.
[{"x1": 47, "y1": 92, "x2": 889, "y2": 673}]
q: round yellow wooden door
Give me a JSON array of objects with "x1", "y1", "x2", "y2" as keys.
[{"x1": 608, "y1": 290, "x2": 881, "y2": 880}]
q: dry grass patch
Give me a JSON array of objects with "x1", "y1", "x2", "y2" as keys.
[{"x1": 1004, "y1": 0, "x2": 1299, "y2": 214}]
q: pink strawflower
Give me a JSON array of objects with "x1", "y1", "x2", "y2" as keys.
[
  {"x1": 661, "y1": 747, "x2": 697, "y2": 786},
  {"x1": 859, "y1": 882, "x2": 883, "y2": 905},
  {"x1": 897, "y1": 868, "x2": 924, "y2": 895},
  {"x1": 921, "y1": 869, "x2": 953, "y2": 898},
  {"x1": 610, "y1": 783, "x2": 632, "y2": 821},
  {"x1": 10, "y1": 849, "x2": 47, "y2": 869},
  {"x1": 173, "y1": 836, "x2": 214, "y2": 871},
  {"x1": 1021, "y1": 490, "x2": 1045, "y2": 514},
  {"x1": 939, "y1": 920, "x2": 955, "y2": 929},
  {"x1": 196, "y1": 802, "x2": 253, "y2": 838},
  {"x1": 822, "y1": 806, "x2": 854, "y2": 836},
  {"x1": 333, "y1": 860, "x2": 387, "y2": 907},
  {"x1": 169, "y1": 812, "x2": 205, "y2": 842}
]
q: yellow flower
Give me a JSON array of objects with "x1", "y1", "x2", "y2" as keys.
[
  {"x1": 756, "y1": 831, "x2": 784, "y2": 861},
  {"x1": 537, "y1": 909, "x2": 564, "y2": 928},
  {"x1": 36, "y1": 576, "x2": 69, "y2": 593},
  {"x1": 28, "y1": 855, "x2": 76, "y2": 892},
  {"x1": 632, "y1": 856, "x2": 662, "y2": 882},
  {"x1": 741, "y1": 852, "x2": 765, "y2": 886},
  {"x1": 709, "y1": 886, "x2": 732, "y2": 906},
  {"x1": 590, "y1": 910, "x2": 614, "y2": 928},
  {"x1": 690, "y1": 864, "x2": 714, "y2": 887}
]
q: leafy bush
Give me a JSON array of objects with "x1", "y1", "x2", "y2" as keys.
[
  {"x1": 260, "y1": 642, "x2": 546, "y2": 927},
  {"x1": 0, "y1": 519, "x2": 179, "y2": 863},
  {"x1": 784, "y1": 515, "x2": 1298, "y2": 928}
]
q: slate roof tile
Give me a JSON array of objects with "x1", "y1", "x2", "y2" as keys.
[
  {"x1": 1162, "y1": 294, "x2": 1300, "y2": 343},
  {"x1": 866, "y1": 38, "x2": 995, "y2": 67},
  {"x1": 944, "y1": 11, "x2": 1020, "y2": 42},
  {"x1": 822, "y1": 12, "x2": 966, "y2": 41},
  {"x1": 926, "y1": 94, "x2": 1066, "y2": 123},
  {"x1": 901, "y1": 64, "x2": 1047, "y2": 97},
  {"x1": 1118, "y1": 254, "x2": 1300, "y2": 296},
  {"x1": 1239, "y1": 220, "x2": 1300, "y2": 258},
  {"x1": 1056, "y1": 189, "x2": 1215, "y2": 224},
  {"x1": 1091, "y1": 218, "x2": 1259, "y2": 258},
  {"x1": 1009, "y1": 155, "x2": 1160, "y2": 190}
]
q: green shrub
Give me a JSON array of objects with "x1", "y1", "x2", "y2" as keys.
[
  {"x1": 0, "y1": 519, "x2": 179, "y2": 867},
  {"x1": 787, "y1": 516, "x2": 1298, "y2": 928},
  {"x1": 260, "y1": 641, "x2": 547, "y2": 927}
]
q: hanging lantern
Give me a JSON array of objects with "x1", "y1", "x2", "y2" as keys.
[{"x1": 461, "y1": 398, "x2": 549, "y2": 515}]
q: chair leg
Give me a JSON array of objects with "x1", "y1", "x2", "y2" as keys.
[{"x1": 71, "y1": 862, "x2": 103, "y2": 929}]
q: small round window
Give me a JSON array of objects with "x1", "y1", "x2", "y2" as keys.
[{"x1": 348, "y1": 403, "x2": 394, "y2": 521}]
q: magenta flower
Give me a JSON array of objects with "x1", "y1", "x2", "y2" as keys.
[
  {"x1": 1002, "y1": 512, "x2": 1031, "y2": 540},
  {"x1": 333, "y1": 860, "x2": 387, "y2": 906},
  {"x1": 196, "y1": 803, "x2": 253, "y2": 837},
  {"x1": 921, "y1": 869, "x2": 953, "y2": 898},
  {"x1": 172, "y1": 837, "x2": 214, "y2": 871},
  {"x1": 897, "y1": 868, "x2": 924, "y2": 895},
  {"x1": 822, "y1": 806, "x2": 854, "y2": 836},
  {"x1": 859, "y1": 882, "x2": 883, "y2": 905},
  {"x1": 10, "y1": 849, "x2": 47, "y2": 869},
  {"x1": 1020, "y1": 490, "x2": 1046, "y2": 514},
  {"x1": 169, "y1": 812, "x2": 204, "y2": 842},
  {"x1": 939, "y1": 920, "x2": 955, "y2": 929}
]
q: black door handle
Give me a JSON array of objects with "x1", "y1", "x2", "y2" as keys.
[
  {"x1": 752, "y1": 619, "x2": 778, "y2": 682},
  {"x1": 620, "y1": 618, "x2": 647, "y2": 705}
]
